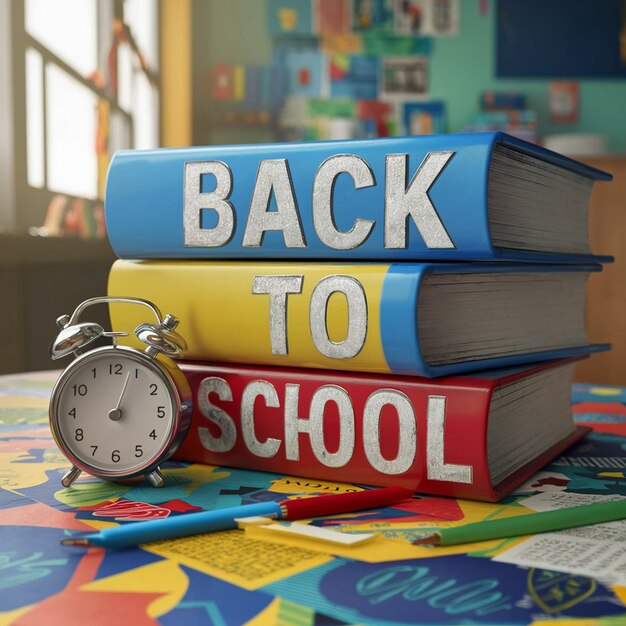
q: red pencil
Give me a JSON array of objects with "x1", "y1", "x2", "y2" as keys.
[{"x1": 280, "y1": 486, "x2": 414, "y2": 520}]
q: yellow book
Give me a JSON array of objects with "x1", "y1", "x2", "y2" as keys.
[{"x1": 107, "y1": 259, "x2": 599, "y2": 378}]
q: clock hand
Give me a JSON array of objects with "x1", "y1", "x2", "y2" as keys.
[{"x1": 109, "y1": 371, "x2": 131, "y2": 421}]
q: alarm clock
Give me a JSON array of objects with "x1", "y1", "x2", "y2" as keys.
[{"x1": 49, "y1": 296, "x2": 192, "y2": 488}]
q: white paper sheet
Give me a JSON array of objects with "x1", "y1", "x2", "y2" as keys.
[{"x1": 494, "y1": 492, "x2": 626, "y2": 585}]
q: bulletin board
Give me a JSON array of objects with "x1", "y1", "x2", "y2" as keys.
[{"x1": 496, "y1": 0, "x2": 626, "y2": 78}]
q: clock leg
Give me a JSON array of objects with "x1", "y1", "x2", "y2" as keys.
[
  {"x1": 62, "y1": 465, "x2": 82, "y2": 487},
  {"x1": 145, "y1": 468, "x2": 165, "y2": 488}
]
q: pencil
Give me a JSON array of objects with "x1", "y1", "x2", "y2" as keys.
[
  {"x1": 413, "y1": 498, "x2": 626, "y2": 546},
  {"x1": 61, "y1": 486, "x2": 413, "y2": 550}
]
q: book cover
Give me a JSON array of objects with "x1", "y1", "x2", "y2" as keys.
[
  {"x1": 173, "y1": 359, "x2": 590, "y2": 501},
  {"x1": 394, "y1": 0, "x2": 460, "y2": 36},
  {"x1": 380, "y1": 55, "x2": 429, "y2": 100},
  {"x1": 353, "y1": 0, "x2": 394, "y2": 34},
  {"x1": 284, "y1": 49, "x2": 329, "y2": 97},
  {"x1": 267, "y1": 0, "x2": 316, "y2": 37},
  {"x1": 315, "y1": 0, "x2": 352, "y2": 35},
  {"x1": 107, "y1": 259, "x2": 608, "y2": 378},
  {"x1": 394, "y1": 0, "x2": 427, "y2": 35},
  {"x1": 403, "y1": 101, "x2": 446, "y2": 135},
  {"x1": 104, "y1": 132, "x2": 612, "y2": 263}
]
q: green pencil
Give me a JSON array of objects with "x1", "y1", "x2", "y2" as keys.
[{"x1": 413, "y1": 498, "x2": 626, "y2": 546}]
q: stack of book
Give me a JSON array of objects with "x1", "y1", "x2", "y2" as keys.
[{"x1": 104, "y1": 132, "x2": 612, "y2": 501}]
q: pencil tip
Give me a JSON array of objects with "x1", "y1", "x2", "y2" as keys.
[
  {"x1": 412, "y1": 533, "x2": 441, "y2": 546},
  {"x1": 60, "y1": 537, "x2": 92, "y2": 547}
]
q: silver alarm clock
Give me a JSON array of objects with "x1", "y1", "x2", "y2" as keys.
[{"x1": 48, "y1": 296, "x2": 192, "y2": 488}]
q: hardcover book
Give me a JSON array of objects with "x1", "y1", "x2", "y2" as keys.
[
  {"x1": 104, "y1": 132, "x2": 612, "y2": 263},
  {"x1": 107, "y1": 260, "x2": 608, "y2": 378},
  {"x1": 173, "y1": 359, "x2": 589, "y2": 501}
]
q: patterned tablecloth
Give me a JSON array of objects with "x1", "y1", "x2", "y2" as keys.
[{"x1": 1, "y1": 371, "x2": 625, "y2": 626}]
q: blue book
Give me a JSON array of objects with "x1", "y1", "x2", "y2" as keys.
[{"x1": 105, "y1": 132, "x2": 612, "y2": 262}]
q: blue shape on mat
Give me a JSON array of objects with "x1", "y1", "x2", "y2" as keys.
[
  {"x1": 159, "y1": 566, "x2": 272, "y2": 626},
  {"x1": 0, "y1": 526, "x2": 79, "y2": 611}
]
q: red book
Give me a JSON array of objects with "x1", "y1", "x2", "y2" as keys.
[{"x1": 174, "y1": 359, "x2": 588, "y2": 502}]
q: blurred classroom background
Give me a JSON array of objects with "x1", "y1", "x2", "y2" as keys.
[{"x1": 1, "y1": 0, "x2": 625, "y2": 383}]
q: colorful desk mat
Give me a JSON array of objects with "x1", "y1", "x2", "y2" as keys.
[{"x1": 1, "y1": 371, "x2": 625, "y2": 626}]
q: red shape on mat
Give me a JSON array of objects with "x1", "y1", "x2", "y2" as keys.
[
  {"x1": 578, "y1": 421, "x2": 626, "y2": 436},
  {"x1": 573, "y1": 402, "x2": 626, "y2": 416}
]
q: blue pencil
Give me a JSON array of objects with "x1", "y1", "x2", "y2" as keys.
[{"x1": 61, "y1": 486, "x2": 413, "y2": 550}]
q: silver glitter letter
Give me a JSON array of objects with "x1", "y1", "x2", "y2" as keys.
[
  {"x1": 197, "y1": 377, "x2": 236, "y2": 453},
  {"x1": 309, "y1": 385, "x2": 355, "y2": 468},
  {"x1": 184, "y1": 161, "x2": 235, "y2": 247},
  {"x1": 384, "y1": 152, "x2": 454, "y2": 249},
  {"x1": 242, "y1": 159, "x2": 306, "y2": 248},
  {"x1": 310, "y1": 275, "x2": 367, "y2": 359},
  {"x1": 426, "y1": 396, "x2": 473, "y2": 483},
  {"x1": 312, "y1": 154, "x2": 375, "y2": 250},
  {"x1": 284, "y1": 383, "x2": 311, "y2": 461},
  {"x1": 363, "y1": 390, "x2": 416, "y2": 475},
  {"x1": 252, "y1": 274, "x2": 304, "y2": 355},
  {"x1": 241, "y1": 380, "x2": 281, "y2": 458}
]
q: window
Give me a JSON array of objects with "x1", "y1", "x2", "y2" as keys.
[{"x1": 2, "y1": 0, "x2": 160, "y2": 234}]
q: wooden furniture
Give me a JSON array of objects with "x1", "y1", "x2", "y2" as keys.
[
  {"x1": 0, "y1": 234, "x2": 116, "y2": 374},
  {"x1": 574, "y1": 156, "x2": 626, "y2": 386}
]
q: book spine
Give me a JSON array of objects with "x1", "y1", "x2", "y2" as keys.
[
  {"x1": 108, "y1": 259, "x2": 429, "y2": 376},
  {"x1": 105, "y1": 133, "x2": 502, "y2": 260},
  {"x1": 173, "y1": 362, "x2": 498, "y2": 501}
]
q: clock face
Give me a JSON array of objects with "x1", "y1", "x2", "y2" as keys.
[{"x1": 51, "y1": 347, "x2": 178, "y2": 476}]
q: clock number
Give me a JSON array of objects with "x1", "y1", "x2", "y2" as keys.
[
  {"x1": 157, "y1": 406, "x2": 166, "y2": 419},
  {"x1": 111, "y1": 450, "x2": 121, "y2": 463},
  {"x1": 135, "y1": 445, "x2": 143, "y2": 458},
  {"x1": 91, "y1": 368, "x2": 97, "y2": 379},
  {"x1": 109, "y1": 363, "x2": 123, "y2": 375},
  {"x1": 72, "y1": 384, "x2": 87, "y2": 397},
  {"x1": 91, "y1": 445, "x2": 98, "y2": 456},
  {"x1": 149, "y1": 384, "x2": 158, "y2": 396},
  {"x1": 75, "y1": 428, "x2": 84, "y2": 441},
  {"x1": 149, "y1": 429, "x2": 157, "y2": 440},
  {"x1": 68, "y1": 407, "x2": 76, "y2": 419}
]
